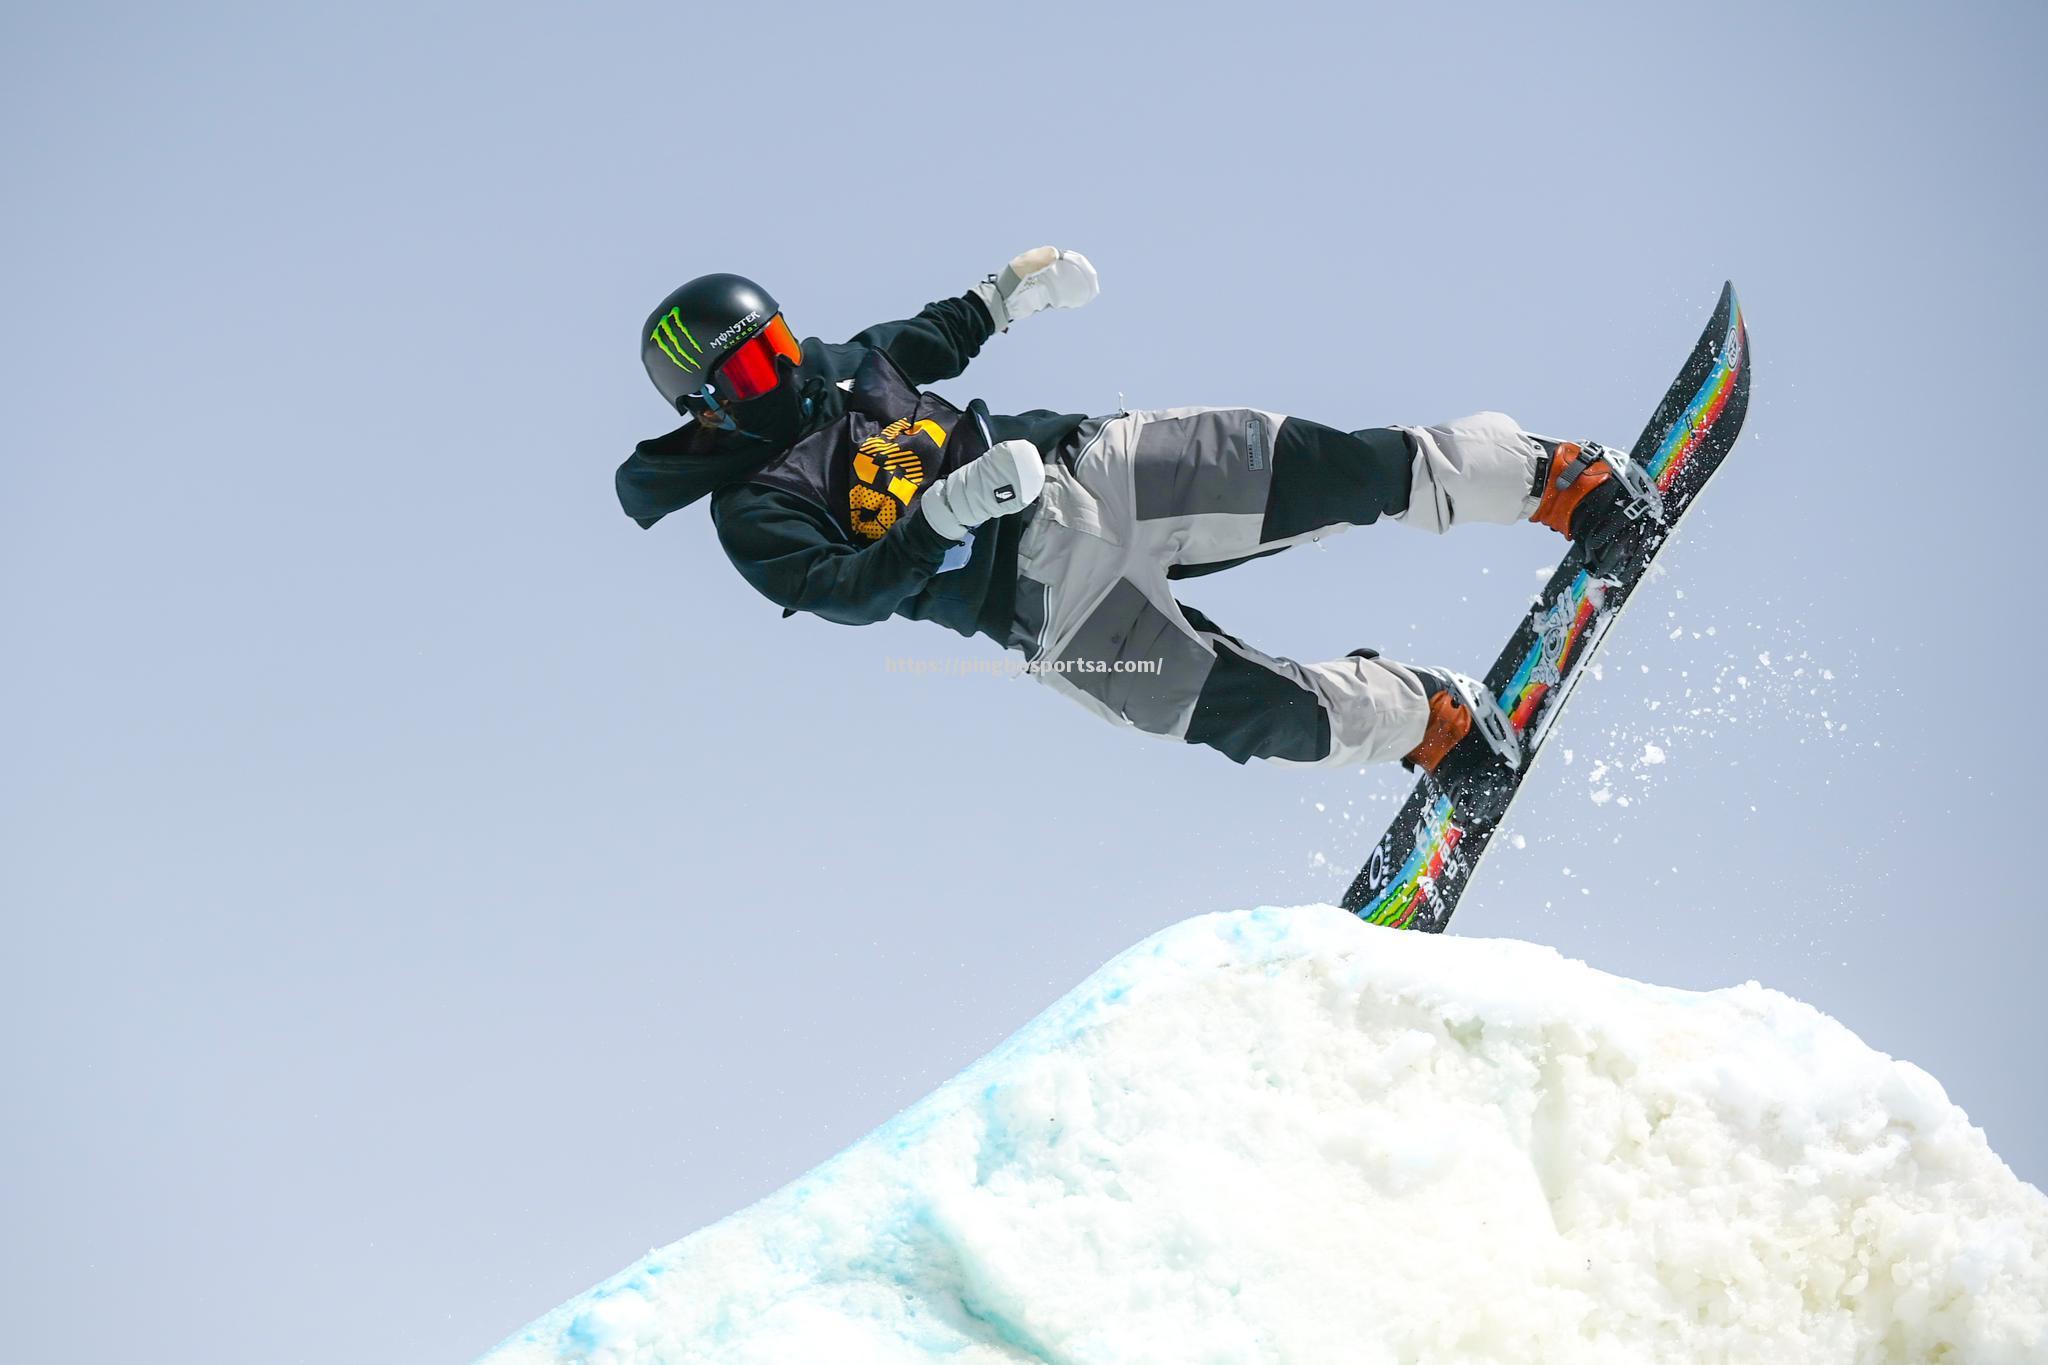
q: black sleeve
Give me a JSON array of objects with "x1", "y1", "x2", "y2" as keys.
[
  {"x1": 712, "y1": 484, "x2": 958, "y2": 627},
  {"x1": 846, "y1": 292, "x2": 999, "y2": 387},
  {"x1": 613, "y1": 423, "x2": 774, "y2": 530}
]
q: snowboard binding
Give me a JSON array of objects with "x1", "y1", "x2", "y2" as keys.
[
  {"x1": 1409, "y1": 668, "x2": 1523, "y2": 779},
  {"x1": 1544, "y1": 440, "x2": 1668, "y2": 580},
  {"x1": 1567, "y1": 441, "x2": 1666, "y2": 526},
  {"x1": 1441, "y1": 670, "x2": 1521, "y2": 773}
]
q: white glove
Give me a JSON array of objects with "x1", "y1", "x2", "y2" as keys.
[
  {"x1": 918, "y1": 439, "x2": 1045, "y2": 541},
  {"x1": 973, "y1": 246, "x2": 1099, "y2": 331}
]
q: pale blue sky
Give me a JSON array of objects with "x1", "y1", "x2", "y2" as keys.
[{"x1": 4, "y1": 3, "x2": 2044, "y2": 1362}]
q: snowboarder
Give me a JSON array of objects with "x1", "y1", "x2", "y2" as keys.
[{"x1": 619, "y1": 248, "x2": 1644, "y2": 776}]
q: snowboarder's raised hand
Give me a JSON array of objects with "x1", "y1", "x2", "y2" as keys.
[
  {"x1": 973, "y1": 247, "x2": 1099, "y2": 331},
  {"x1": 919, "y1": 439, "x2": 1046, "y2": 542}
]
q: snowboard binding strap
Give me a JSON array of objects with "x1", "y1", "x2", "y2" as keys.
[
  {"x1": 1438, "y1": 669, "x2": 1522, "y2": 772},
  {"x1": 1571, "y1": 441, "x2": 1666, "y2": 525}
]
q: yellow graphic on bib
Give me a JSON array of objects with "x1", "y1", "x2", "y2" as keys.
[{"x1": 850, "y1": 418, "x2": 948, "y2": 541}]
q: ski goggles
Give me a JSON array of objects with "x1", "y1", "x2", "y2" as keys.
[{"x1": 703, "y1": 313, "x2": 802, "y2": 404}]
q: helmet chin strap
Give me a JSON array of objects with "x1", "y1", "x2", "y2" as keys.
[{"x1": 689, "y1": 384, "x2": 739, "y2": 433}]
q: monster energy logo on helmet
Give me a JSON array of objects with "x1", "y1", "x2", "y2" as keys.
[
  {"x1": 641, "y1": 273, "x2": 782, "y2": 413},
  {"x1": 650, "y1": 310, "x2": 706, "y2": 372}
]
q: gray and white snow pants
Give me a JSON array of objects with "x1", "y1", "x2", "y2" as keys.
[{"x1": 1007, "y1": 408, "x2": 1546, "y2": 767}]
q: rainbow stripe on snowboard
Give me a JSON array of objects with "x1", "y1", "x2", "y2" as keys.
[
  {"x1": 1359, "y1": 794, "x2": 1464, "y2": 927},
  {"x1": 1497, "y1": 294, "x2": 1747, "y2": 739},
  {"x1": 1501, "y1": 572, "x2": 1605, "y2": 733},
  {"x1": 1645, "y1": 296, "x2": 1746, "y2": 493}
]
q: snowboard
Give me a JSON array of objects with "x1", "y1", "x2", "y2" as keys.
[{"x1": 1341, "y1": 282, "x2": 1752, "y2": 932}]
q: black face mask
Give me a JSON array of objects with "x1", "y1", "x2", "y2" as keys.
[{"x1": 726, "y1": 356, "x2": 815, "y2": 449}]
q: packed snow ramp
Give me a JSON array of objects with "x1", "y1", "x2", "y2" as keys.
[{"x1": 478, "y1": 907, "x2": 2047, "y2": 1364}]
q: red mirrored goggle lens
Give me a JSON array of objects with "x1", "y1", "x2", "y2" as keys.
[{"x1": 714, "y1": 314, "x2": 802, "y2": 402}]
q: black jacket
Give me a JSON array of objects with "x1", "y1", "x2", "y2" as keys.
[{"x1": 616, "y1": 292, "x2": 1087, "y2": 642}]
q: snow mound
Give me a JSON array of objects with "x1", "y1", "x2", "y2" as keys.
[{"x1": 478, "y1": 908, "x2": 2048, "y2": 1364}]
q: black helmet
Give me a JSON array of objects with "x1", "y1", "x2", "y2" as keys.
[{"x1": 641, "y1": 273, "x2": 802, "y2": 417}]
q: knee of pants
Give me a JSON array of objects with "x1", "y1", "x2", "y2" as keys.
[{"x1": 1045, "y1": 578, "x2": 1215, "y2": 737}]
